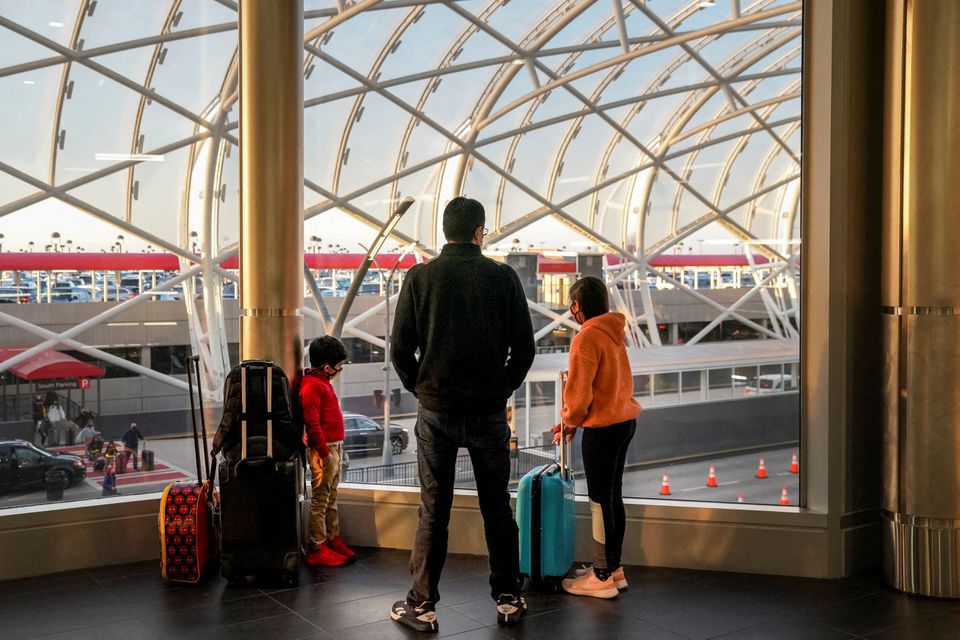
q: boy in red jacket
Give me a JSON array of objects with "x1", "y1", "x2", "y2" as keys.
[{"x1": 301, "y1": 336, "x2": 355, "y2": 566}]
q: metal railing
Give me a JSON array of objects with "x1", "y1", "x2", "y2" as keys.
[{"x1": 341, "y1": 445, "x2": 557, "y2": 487}]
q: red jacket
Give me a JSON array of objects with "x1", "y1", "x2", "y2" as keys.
[{"x1": 298, "y1": 369, "x2": 345, "y2": 457}]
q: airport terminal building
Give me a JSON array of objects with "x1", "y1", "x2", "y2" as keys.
[{"x1": 1, "y1": 1, "x2": 958, "y2": 637}]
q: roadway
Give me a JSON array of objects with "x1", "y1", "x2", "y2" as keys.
[{"x1": 0, "y1": 415, "x2": 798, "y2": 508}]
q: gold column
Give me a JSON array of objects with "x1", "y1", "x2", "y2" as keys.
[
  {"x1": 883, "y1": 0, "x2": 960, "y2": 598},
  {"x1": 239, "y1": 0, "x2": 304, "y2": 380}
]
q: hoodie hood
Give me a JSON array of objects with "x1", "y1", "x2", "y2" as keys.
[{"x1": 581, "y1": 312, "x2": 626, "y2": 345}]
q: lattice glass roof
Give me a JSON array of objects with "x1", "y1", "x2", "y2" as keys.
[{"x1": 0, "y1": 0, "x2": 802, "y2": 259}]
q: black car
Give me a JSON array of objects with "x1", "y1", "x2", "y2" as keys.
[
  {"x1": 342, "y1": 413, "x2": 409, "y2": 458},
  {"x1": 0, "y1": 440, "x2": 86, "y2": 493}
]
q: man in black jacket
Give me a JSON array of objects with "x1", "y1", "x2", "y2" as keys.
[{"x1": 389, "y1": 197, "x2": 535, "y2": 632}]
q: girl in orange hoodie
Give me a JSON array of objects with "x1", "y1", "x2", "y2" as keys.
[{"x1": 553, "y1": 276, "x2": 640, "y2": 599}]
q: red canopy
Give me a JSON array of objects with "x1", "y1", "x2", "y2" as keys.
[
  {"x1": 0, "y1": 348, "x2": 105, "y2": 381},
  {"x1": 0, "y1": 252, "x2": 427, "y2": 271}
]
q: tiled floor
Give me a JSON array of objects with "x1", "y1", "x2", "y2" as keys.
[{"x1": 2, "y1": 549, "x2": 960, "y2": 639}]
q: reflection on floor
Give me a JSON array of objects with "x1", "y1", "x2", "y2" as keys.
[{"x1": 0, "y1": 548, "x2": 957, "y2": 639}]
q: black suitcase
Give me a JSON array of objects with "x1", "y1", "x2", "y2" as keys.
[{"x1": 218, "y1": 361, "x2": 304, "y2": 586}]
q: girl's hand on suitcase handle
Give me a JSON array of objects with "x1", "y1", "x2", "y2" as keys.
[{"x1": 551, "y1": 422, "x2": 577, "y2": 445}]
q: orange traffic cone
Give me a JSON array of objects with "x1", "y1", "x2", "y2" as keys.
[
  {"x1": 755, "y1": 457, "x2": 768, "y2": 479},
  {"x1": 779, "y1": 486, "x2": 790, "y2": 505},
  {"x1": 659, "y1": 473, "x2": 671, "y2": 495},
  {"x1": 706, "y1": 465, "x2": 718, "y2": 488},
  {"x1": 789, "y1": 453, "x2": 799, "y2": 474},
  {"x1": 737, "y1": 493, "x2": 745, "y2": 503}
]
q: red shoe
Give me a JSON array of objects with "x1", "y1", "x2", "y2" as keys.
[
  {"x1": 305, "y1": 543, "x2": 349, "y2": 567},
  {"x1": 328, "y1": 535, "x2": 356, "y2": 559}
]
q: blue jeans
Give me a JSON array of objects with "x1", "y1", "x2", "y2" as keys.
[{"x1": 407, "y1": 406, "x2": 521, "y2": 604}]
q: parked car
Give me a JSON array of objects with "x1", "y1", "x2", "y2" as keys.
[
  {"x1": 744, "y1": 374, "x2": 795, "y2": 395},
  {"x1": 95, "y1": 285, "x2": 135, "y2": 301},
  {"x1": 48, "y1": 288, "x2": 94, "y2": 303},
  {"x1": 342, "y1": 413, "x2": 409, "y2": 457},
  {"x1": 0, "y1": 286, "x2": 33, "y2": 303},
  {"x1": 0, "y1": 440, "x2": 86, "y2": 494}
]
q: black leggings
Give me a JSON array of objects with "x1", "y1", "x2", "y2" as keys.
[{"x1": 581, "y1": 419, "x2": 636, "y2": 571}]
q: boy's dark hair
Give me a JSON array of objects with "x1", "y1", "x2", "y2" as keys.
[
  {"x1": 308, "y1": 336, "x2": 348, "y2": 369},
  {"x1": 442, "y1": 196, "x2": 485, "y2": 243},
  {"x1": 569, "y1": 276, "x2": 609, "y2": 321}
]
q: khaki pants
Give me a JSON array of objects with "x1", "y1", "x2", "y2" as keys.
[{"x1": 308, "y1": 442, "x2": 342, "y2": 551}]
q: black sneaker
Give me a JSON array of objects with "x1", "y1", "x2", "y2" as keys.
[
  {"x1": 496, "y1": 593, "x2": 527, "y2": 624},
  {"x1": 390, "y1": 600, "x2": 438, "y2": 633}
]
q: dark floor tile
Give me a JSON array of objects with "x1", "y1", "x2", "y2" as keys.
[
  {"x1": 0, "y1": 568, "x2": 98, "y2": 600},
  {"x1": 28, "y1": 617, "x2": 160, "y2": 640},
  {"x1": 494, "y1": 600, "x2": 650, "y2": 640},
  {"x1": 202, "y1": 612, "x2": 328, "y2": 640},
  {"x1": 0, "y1": 583, "x2": 116, "y2": 639},
  {"x1": 136, "y1": 593, "x2": 293, "y2": 635},
  {"x1": 683, "y1": 570, "x2": 884, "y2": 615},
  {"x1": 99, "y1": 570, "x2": 262, "y2": 615},
  {"x1": 448, "y1": 589, "x2": 573, "y2": 628},
  {"x1": 862, "y1": 610, "x2": 960, "y2": 639},
  {"x1": 436, "y1": 576, "x2": 498, "y2": 607},
  {"x1": 439, "y1": 628, "x2": 512, "y2": 640},
  {"x1": 86, "y1": 559, "x2": 156, "y2": 581},
  {"x1": 328, "y1": 606, "x2": 484, "y2": 639},
  {"x1": 268, "y1": 568, "x2": 408, "y2": 611},
  {"x1": 298, "y1": 592, "x2": 403, "y2": 632},
  {"x1": 708, "y1": 617, "x2": 855, "y2": 639},
  {"x1": 800, "y1": 591, "x2": 959, "y2": 637},
  {"x1": 616, "y1": 583, "x2": 783, "y2": 640}
]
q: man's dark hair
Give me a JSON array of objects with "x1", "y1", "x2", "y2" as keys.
[
  {"x1": 442, "y1": 197, "x2": 485, "y2": 243},
  {"x1": 569, "y1": 276, "x2": 609, "y2": 321},
  {"x1": 308, "y1": 336, "x2": 348, "y2": 369}
]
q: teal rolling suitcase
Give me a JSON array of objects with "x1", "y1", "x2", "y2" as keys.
[{"x1": 516, "y1": 437, "x2": 575, "y2": 589}]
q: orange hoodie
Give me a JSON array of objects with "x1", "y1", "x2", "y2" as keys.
[{"x1": 561, "y1": 312, "x2": 641, "y2": 428}]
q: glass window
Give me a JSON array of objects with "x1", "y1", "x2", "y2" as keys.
[
  {"x1": 653, "y1": 372, "x2": 680, "y2": 406},
  {"x1": 708, "y1": 368, "x2": 734, "y2": 400},
  {"x1": 0, "y1": 2, "x2": 802, "y2": 508},
  {"x1": 150, "y1": 345, "x2": 189, "y2": 376}
]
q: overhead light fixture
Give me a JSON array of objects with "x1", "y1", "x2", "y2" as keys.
[
  {"x1": 49, "y1": 21, "x2": 65, "y2": 27},
  {"x1": 106, "y1": 322, "x2": 139, "y2": 327},
  {"x1": 143, "y1": 321, "x2": 178, "y2": 326},
  {"x1": 23, "y1": 80, "x2": 36, "y2": 85},
  {"x1": 95, "y1": 153, "x2": 165, "y2": 162}
]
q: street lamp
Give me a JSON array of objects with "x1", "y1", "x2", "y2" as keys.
[
  {"x1": 65, "y1": 239, "x2": 73, "y2": 252},
  {"x1": 190, "y1": 231, "x2": 198, "y2": 254},
  {"x1": 51, "y1": 232, "x2": 60, "y2": 252},
  {"x1": 331, "y1": 196, "x2": 415, "y2": 338},
  {"x1": 0, "y1": 233, "x2": 4, "y2": 252},
  {"x1": 116, "y1": 235, "x2": 124, "y2": 252},
  {"x1": 369, "y1": 241, "x2": 417, "y2": 466}
]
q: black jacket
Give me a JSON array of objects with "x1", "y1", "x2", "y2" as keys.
[{"x1": 391, "y1": 243, "x2": 535, "y2": 414}]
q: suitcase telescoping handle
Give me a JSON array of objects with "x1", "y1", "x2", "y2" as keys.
[
  {"x1": 189, "y1": 355, "x2": 212, "y2": 482},
  {"x1": 239, "y1": 363, "x2": 275, "y2": 462},
  {"x1": 186, "y1": 355, "x2": 212, "y2": 483},
  {"x1": 558, "y1": 369, "x2": 571, "y2": 481}
]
